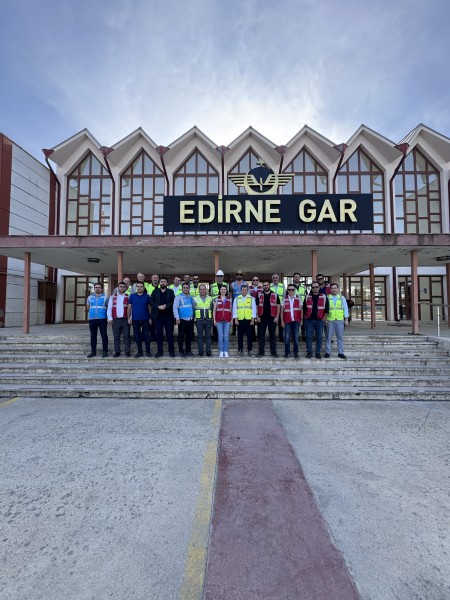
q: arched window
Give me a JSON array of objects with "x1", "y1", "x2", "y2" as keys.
[
  {"x1": 173, "y1": 149, "x2": 219, "y2": 196},
  {"x1": 337, "y1": 148, "x2": 385, "y2": 233},
  {"x1": 282, "y1": 148, "x2": 328, "y2": 194},
  {"x1": 394, "y1": 148, "x2": 441, "y2": 234},
  {"x1": 66, "y1": 153, "x2": 111, "y2": 235},
  {"x1": 120, "y1": 151, "x2": 165, "y2": 235}
]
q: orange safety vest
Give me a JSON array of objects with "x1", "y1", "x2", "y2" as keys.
[
  {"x1": 257, "y1": 291, "x2": 277, "y2": 317},
  {"x1": 282, "y1": 297, "x2": 302, "y2": 323}
]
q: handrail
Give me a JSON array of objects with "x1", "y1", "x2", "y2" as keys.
[{"x1": 417, "y1": 302, "x2": 450, "y2": 338}]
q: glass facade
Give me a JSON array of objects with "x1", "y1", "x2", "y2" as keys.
[
  {"x1": 120, "y1": 151, "x2": 165, "y2": 236},
  {"x1": 66, "y1": 153, "x2": 111, "y2": 235},
  {"x1": 394, "y1": 148, "x2": 442, "y2": 234},
  {"x1": 337, "y1": 148, "x2": 385, "y2": 233}
]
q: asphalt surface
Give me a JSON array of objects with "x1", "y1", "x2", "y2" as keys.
[{"x1": 1, "y1": 397, "x2": 449, "y2": 599}]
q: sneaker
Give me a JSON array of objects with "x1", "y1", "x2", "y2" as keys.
[
  {"x1": 219, "y1": 351, "x2": 224, "y2": 358},
  {"x1": 256, "y1": 352, "x2": 265, "y2": 357},
  {"x1": 155, "y1": 351, "x2": 163, "y2": 358},
  {"x1": 224, "y1": 352, "x2": 229, "y2": 358},
  {"x1": 324, "y1": 353, "x2": 331, "y2": 358},
  {"x1": 206, "y1": 352, "x2": 212, "y2": 357},
  {"x1": 271, "y1": 353, "x2": 279, "y2": 358},
  {"x1": 306, "y1": 352, "x2": 312, "y2": 359},
  {"x1": 87, "y1": 352, "x2": 96, "y2": 358},
  {"x1": 237, "y1": 350, "x2": 243, "y2": 357},
  {"x1": 316, "y1": 353, "x2": 322, "y2": 359},
  {"x1": 248, "y1": 350, "x2": 254, "y2": 357},
  {"x1": 125, "y1": 352, "x2": 131, "y2": 357},
  {"x1": 338, "y1": 353, "x2": 347, "y2": 359},
  {"x1": 113, "y1": 352, "x2": 120, "y2": 358},
  {"x1": 102, "y1": 351, "x2": 108, "y2": 358},
  {"x1": 186, "y1": 351, "x2": 194, "y2": 357},
  {"x1": 146, "y1": 352, "x2": 152, "y2": 358},
  {"x1": 197, "y1": 352, "x2": 204, "y2": 357},
  {"x1": 135, "y1": 352, "x2": 143, "y2": 358}
]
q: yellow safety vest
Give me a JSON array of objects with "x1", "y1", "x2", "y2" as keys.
[
  {"x1": 147, "y1": 283, "x2": 158, "y2": 295},
  {"x1": 327, "y1": 294, "x2": 344, "y2": 321},
  {"x1": 294, "y1": 284, "x2": 306, "y2": 302},
  {"x1": 210, "y1": 281, "x2": 229, "y2": 299},
  {"x1": 270, "y1": 282, "x2": 285, "y2": 301},
  {"x1": 237, "y1": 295, "x2": 253, "y2": 320},
  {"x1": 194, "y1": 296, "x2": 213, "y2": 319},
  {"x1": 169, "y1": 284, "x2": 182, "y2": 296},
  {"x1": 190, "y1": 283, "x2": 202, "y2": 296}
]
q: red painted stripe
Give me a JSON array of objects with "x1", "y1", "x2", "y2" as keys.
[{"x1": 204, "y1": 400, "x2": 360, "y2": 599}]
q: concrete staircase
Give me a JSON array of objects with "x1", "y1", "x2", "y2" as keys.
[{"x1": 0, "y1": 334, "x2": 449, "y2": 400}]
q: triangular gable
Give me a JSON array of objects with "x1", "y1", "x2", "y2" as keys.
[
  {"x1": 49, "y1": 129, "x2": 102, "y2": 168},
  {"x1": 399, "y1": 123, "x2": 450, "y2": 163}
]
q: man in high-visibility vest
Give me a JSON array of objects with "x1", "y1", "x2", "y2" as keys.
[
  {"x1": 303, "y1": 281, "x2": 329, "y2": 359},
  {"x1": 255, "y1": 281, "x2": 280, "y2": 357},
  {"x1": 270, "y1": 273, "x2": 285, "y2": 342},
  {"x1": 169, "y1": 276, "x2": 183, "y2": 296},
  {"x1": 131, "y1": 272, "x2": 152, "y2": 295},
  {"x1": 173, "y1": 282, "x2": 195, "y2": 357},
  {"x1": 189, "y1": 275, "x2": 201, "y2": 296},
  {"x1": 210, "y1": 270, "x2": 228, "y2": 299},
  {"x1": 232, "y1": 283, "x2": 257, "y2": 357},
  {"x1": 292, "y1": 271, "x2": 307, "y2": 341},
  {"x1": 324, "y1": 283, "x2": 349, "y2": 359},
  {"x1": 194, "y1": 284, "x2": 213, "y2": 356}
]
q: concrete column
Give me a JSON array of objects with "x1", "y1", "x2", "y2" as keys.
[
  {"x1": 342, "y1": 273, "x2": 347, "y2": 297},
  {"x1": 117, "y1": 251, "x2": 123, "y2": 283},
  {"x1": 446, "y1": 263, "x2": 450, "y2": 328},
  {"x1": 214, "y1": 251, "x2": 220, "y2": 275},
  {"x1": 23, "y1": 252, "x2": 31, "y2": 334},
  {"x1": 311, "y1": 250, "x2": 317, "y2": 280},
  {"x1": 369, "y1": 263, "x2": 376, "y2": 329},
  {"x1": 411, "y1": 250, "x2": 419, "y2": 335}
]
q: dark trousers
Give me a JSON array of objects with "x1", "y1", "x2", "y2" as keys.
[
  {"x1": 305, "y1": 319, "x2": 324, "y2": 354},
  {"x1": 178, "y1": 319, "x2": 194, "y2": 352},
  {"x1": 238, "y1": 319, "x2": 253, "y2": 352},
  {"x1": 112, "y1": 318, "x2": 130, "y2": 354},
  {"x1": 89, "y1": 319, "x2": 108, "y2": 353},
  {"x1": 196, "y1": 319, "x2": 212, "y2": 353},
  {"x1": 258, "y1": 318, "x2": 277, "y2": 354},
  {"x1": 155, "y1": 315, "x2": 175, "y2": 354},
  {"x1": 149, "y1": 320, "x2": 157, "y2": 342},
  {"x1": 132, "y1": 319, "x2": 150, "y2": 353}
]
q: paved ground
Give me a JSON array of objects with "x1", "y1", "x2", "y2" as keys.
[{"x1": 1, "y1": 396, "x2": 449, "y2": 599}]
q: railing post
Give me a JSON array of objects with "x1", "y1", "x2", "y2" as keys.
[{"x1": 437, "y1": 306, "x2": 440, "y2": 338}]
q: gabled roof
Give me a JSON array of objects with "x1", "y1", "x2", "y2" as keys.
[
  {"x1": 225, "y1": 126, "x2": 280, "y2": 166},
  {"x1": 48, "y1": 129, "x2": 101, "y2": 167},
  {"x1": 399, "y1": 124, "x2": 450, "y2": 162},
  {"x1": 168, "y1": 126, "x2": 218, "y2": 149},
  {"x1": 345, "y1": 125, "x2": 402, "y2": 163},
  {"x1": 284, "y1": 125, "x2": 341, "y2": 164},
  {"x1": 106, "y1": 127, "x2": 158, "y2": 166}
]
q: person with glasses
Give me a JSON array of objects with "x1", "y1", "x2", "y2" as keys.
[
  {"x1": 249, "y1": 276, "x2": 263, "y2": 298},
  {"x1": 281, "y1": 286, "x2": 302, "y2": 358},
  {"x1": 255, "y1": 281, "x2": 280, "y2": 357},
  {"x1": 316, "y1": 274, "x2": 331, "y2": 296},
  {"x1": 303, "y1": 282, "x2": 329, "y2": 359},
  {"x1": 189, "y1": 275, "x2": 202, "y2": 297},
  {"x1": 324, "y1": 283, "x2": 349, "y2": 359}
]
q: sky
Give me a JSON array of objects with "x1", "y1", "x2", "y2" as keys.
[{"x1": 1, "y1": 0, "x2": 450, "y2": 163}]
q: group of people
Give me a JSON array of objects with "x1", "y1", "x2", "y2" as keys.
[{"x1": 86, "y1": 271, "x2": 351, "y2": 360}]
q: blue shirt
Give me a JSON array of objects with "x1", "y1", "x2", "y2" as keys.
[{"x1": 128, "y1": 292, "x2": 151, "y2": 320}]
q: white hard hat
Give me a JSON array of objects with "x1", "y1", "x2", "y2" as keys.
[{"x1": 216, "y1": 270, "x2": 224, "y2": 276}]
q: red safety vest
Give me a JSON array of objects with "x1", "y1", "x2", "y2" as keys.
[
  {"x1": 282, "y1": 297, "x2": 302, "y2": 323},
  {"x1": 111, "y1": 293, "x2": 129, "y2": 319},
  {"x1": 305, "y1": 293, "x2": 326, "y2": 320},
  {"x1": 215, "y1": 297, "x2": 232, "y2": 322},
  {"x1": 257, "y1": 292, "x2": 277, "y2": 317}
]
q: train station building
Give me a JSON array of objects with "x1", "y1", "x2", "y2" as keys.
[{"x1": 0, "y1": 123, "x2": 449, "y2": 332}]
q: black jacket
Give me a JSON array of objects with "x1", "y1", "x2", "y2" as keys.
[{"x1": 150, "y1": 288, "x2": 175, "y2": 320}]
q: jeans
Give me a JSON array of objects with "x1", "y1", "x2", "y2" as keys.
[
  {"x1": 284, "y1": 321, "x2": 300, "y2": 355},
  {"x1": 326, "y1": 320, "x2": 345, "y2": 355},
  {"x1": 155, "y1": 315, "x2": 175, "y2": 354},
  {"x1": 238, "y1": 319, "x2": 253, "y2": 352},
  {"x1": 132, "y1": 319, "x2": 150, "y2": 353},
  {"x1": 178, "y1": 319, "x2": 194, "y2": 353},
  {"x1": 196, "y1": 319, "x2": 212, "y2": 353},
  {"x1": 89, "y1": 318, "x2": 108, "y2": 353},
  {"x1": 305, "y1": 319, "x2": 324, "y2": 355},
  {"x1": 216, "y1": 321, "x2": 231, "y2": 353},
  {"x1": 112, "y1": 318, "x2": 130, "y2": 354},
  {"x1": 258, "y1": 319, "x2": 277, "y2": 354}
]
